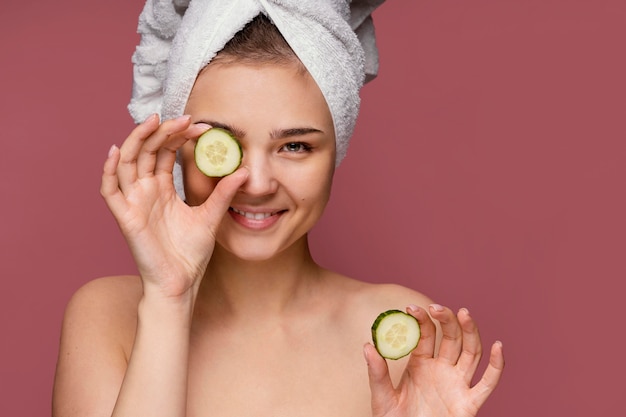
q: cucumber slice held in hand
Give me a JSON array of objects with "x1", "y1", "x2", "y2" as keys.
[
  {"x1": 371, "y1": 309, "x2": 421, "y2": 360},
  {"x1": 194, "y1": 128, "x2": 243, "y2": 177}
]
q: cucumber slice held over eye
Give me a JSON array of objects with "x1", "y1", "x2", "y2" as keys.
[
  {"x1": 371, "y1": 309, "x2": 421, "y2": 360},
  {"x1": 194, "y1": 128, "x2": 243, "y2": 177}
]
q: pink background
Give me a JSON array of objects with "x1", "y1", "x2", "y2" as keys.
[{"x1": 1, "y1": 0, "x2": 625, "y2": 415}]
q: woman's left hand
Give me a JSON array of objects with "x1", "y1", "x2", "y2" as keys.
[{"x1": 364, "y1": 305, "x2": 504, "y2": 417}]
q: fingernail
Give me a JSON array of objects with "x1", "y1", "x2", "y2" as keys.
[
  {"x1": 176, "y1": 114, "x2": 191, "y2": 122},
  {"x1": 429, "y1": 303, "x2": 444, "y2": 312},
  {"x1": 108, "y1": 144, "x2": 118, "y2": 158},
  {"x1": 407, "y1": 304, "x2": 420, "y2": 313},
  {"x1": 459, "y1": 307, "x2": 470, "y2": 316},
  {"x1": 143, "y1": 113, "x2": 159, "y2": 123},
  {"x1": 194, "y1": 122, "x2": 211, "y2": 129},
  {"x1": 363, "y1": 344, "x2": 371, "y2": 365},
  {"x1": 191, "y1": 122, "x2": 211, "y2": 133}
]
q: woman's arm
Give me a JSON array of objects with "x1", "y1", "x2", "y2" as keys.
[
  {"x1": 53, "y1": 115, "x2": 248, "y2": 417},
  {"x1": 112, "y1": 292, "x2": 196, "y2": 417},
  {"x1": 52, "y1": 277, "x2": 199, "y2": 417}
]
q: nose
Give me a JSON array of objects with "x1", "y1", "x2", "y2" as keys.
[{"x1": 238, "y1": 149, "x2": 278, "y2": 196}]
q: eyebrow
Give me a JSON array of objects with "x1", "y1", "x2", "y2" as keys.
[
  {"x1": 269, "y1": 127, "x2": 324, "y2": 140},
  {"x1": 196, "y1": 120, "x2": 323, "y2": 140}
]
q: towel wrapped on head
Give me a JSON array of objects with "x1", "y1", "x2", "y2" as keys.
[{"x1": 128, "y1": 0, "x2": 386, "y2": 198}]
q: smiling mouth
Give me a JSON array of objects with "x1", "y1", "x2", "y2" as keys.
[{"x1": 230, "y1": 207, "x2": 283, "y2": 220}]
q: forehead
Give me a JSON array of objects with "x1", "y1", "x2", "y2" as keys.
[
  {"x1": 192, "y1": 60, "x2": 314, "y2": 97},
  {"x1": 186, "y1": 62, "x2": 333, "y2": 129}
]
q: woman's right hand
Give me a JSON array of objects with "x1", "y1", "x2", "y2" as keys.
[{"x1": 100, "y1": 114, "x2": 248, "y2": 301}]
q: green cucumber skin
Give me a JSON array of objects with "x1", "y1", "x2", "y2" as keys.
[
  {"x1": 194, "y1": 128, "x2": 243, "y2": 177},
  {"x1": 371, "y1": 309, "x2": 404, "y2": 358},
  {"x1": 371, "y1": 309, "x2": 420, "y2": 360}
]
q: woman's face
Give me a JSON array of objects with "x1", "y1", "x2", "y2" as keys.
[{"x1": 181, "y1": 62, "x2": 336, "y2": 261}]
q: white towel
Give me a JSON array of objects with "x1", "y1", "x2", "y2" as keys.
[{"x1": 128, "y1": 0, "x2": 385, "y2": 198}]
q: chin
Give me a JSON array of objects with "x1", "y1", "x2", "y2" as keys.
[
  {"x1": 215, "y1": 239, "x2": 284, "y2": 262},
  {"x1": 230, "y1": 248, "x2": 278, "y2": 262},
  {"x1": 215, "y1": 233, "x2": 308, "y2": 264}
]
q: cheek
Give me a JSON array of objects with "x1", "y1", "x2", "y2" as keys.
[{"x1": 293, "y1": 162, "x2": 335, "y2": 207}]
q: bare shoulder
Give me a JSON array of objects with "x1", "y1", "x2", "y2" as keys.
[
  {"x1": 323, "y1": 274, "x2": 438, "y2": 384},
  {"x1": 332, "y1": 274, "x2": 435, "y2": 316},
  {"x1": 62, "y1": 275, "x2": 142, "y2": 337},
  {"x1": 53, "y1": 275, "x2": 142, "y2": 417},
  {"x1": 360, "y1": 281, "x2": 435, "y2": 310},
  {"x1": 66, "y1": 274, "x2": 143, "y2": 308},
  {"x1": 322, "y1": 272, "x2": 436, "y2": 334},
  {"x1": 59, "y1": 274, "x2": 143, "y2": 361}
]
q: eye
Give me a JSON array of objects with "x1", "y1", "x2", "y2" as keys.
[{"x1": 280, "y1": 142, "x2": 313, "y2": 153}]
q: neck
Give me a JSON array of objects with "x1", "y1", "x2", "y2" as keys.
[{"x1": 195, "y1": 237, "x2": 324, "y2": 320}]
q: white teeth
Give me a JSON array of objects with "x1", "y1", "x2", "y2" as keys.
[{"x1": 232, "y1": 208, "x2": 274, "y2": 220}]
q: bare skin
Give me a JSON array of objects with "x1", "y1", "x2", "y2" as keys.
[{"x1": 52, "y1": 63, "x2": 504, "y2": 417}]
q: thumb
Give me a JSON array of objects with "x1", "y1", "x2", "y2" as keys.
[
  {"x1": 198, "y1": 167, "x2": 249, "y2": 226},
  {"x1": 364, "y1": 343, "x2": 396, "y2": 416}
]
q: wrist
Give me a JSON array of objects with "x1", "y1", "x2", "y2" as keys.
[
  {"x1": 140, "y1": 270, "x2": 201, "y2": 302},
  {"x1": 138, "y1": 289, "x2": 197, "y2": 328}
]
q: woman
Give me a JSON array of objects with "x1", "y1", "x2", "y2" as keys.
[{"x1": 52, "y1": 4, "x2": 504, "y2": 417}]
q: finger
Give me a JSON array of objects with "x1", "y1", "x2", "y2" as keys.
[
  {"x1": 406, "y1": 305, "x2": 436, "y2": 361},
  {"x1": 117, "y1": 113, "x2": 160, "y2": 191},
  {"x1": 363, "y1": 343, "x2": 396, "y2": 416},
  {"x1": 429, "y1": 304, "x2": 463, "y2": 365},
  {"x1": 197, "y1": 167, "x2": 250, "y2": 229},
  {"x1": 456, "y1": 308, "x2": 483, "y2": 384},
  {"x1": 136, "y1": 115, "x2": 192, "y2": 178},
  {"x1": 100, "y1": 145, "x2": 129, "y2": 218},
  {"x1": 469, "y1": 341, "x2": 505, "y2": 409},
  {"x1": 153, "y1": 123, "x2": 210, "y2": 175}
]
